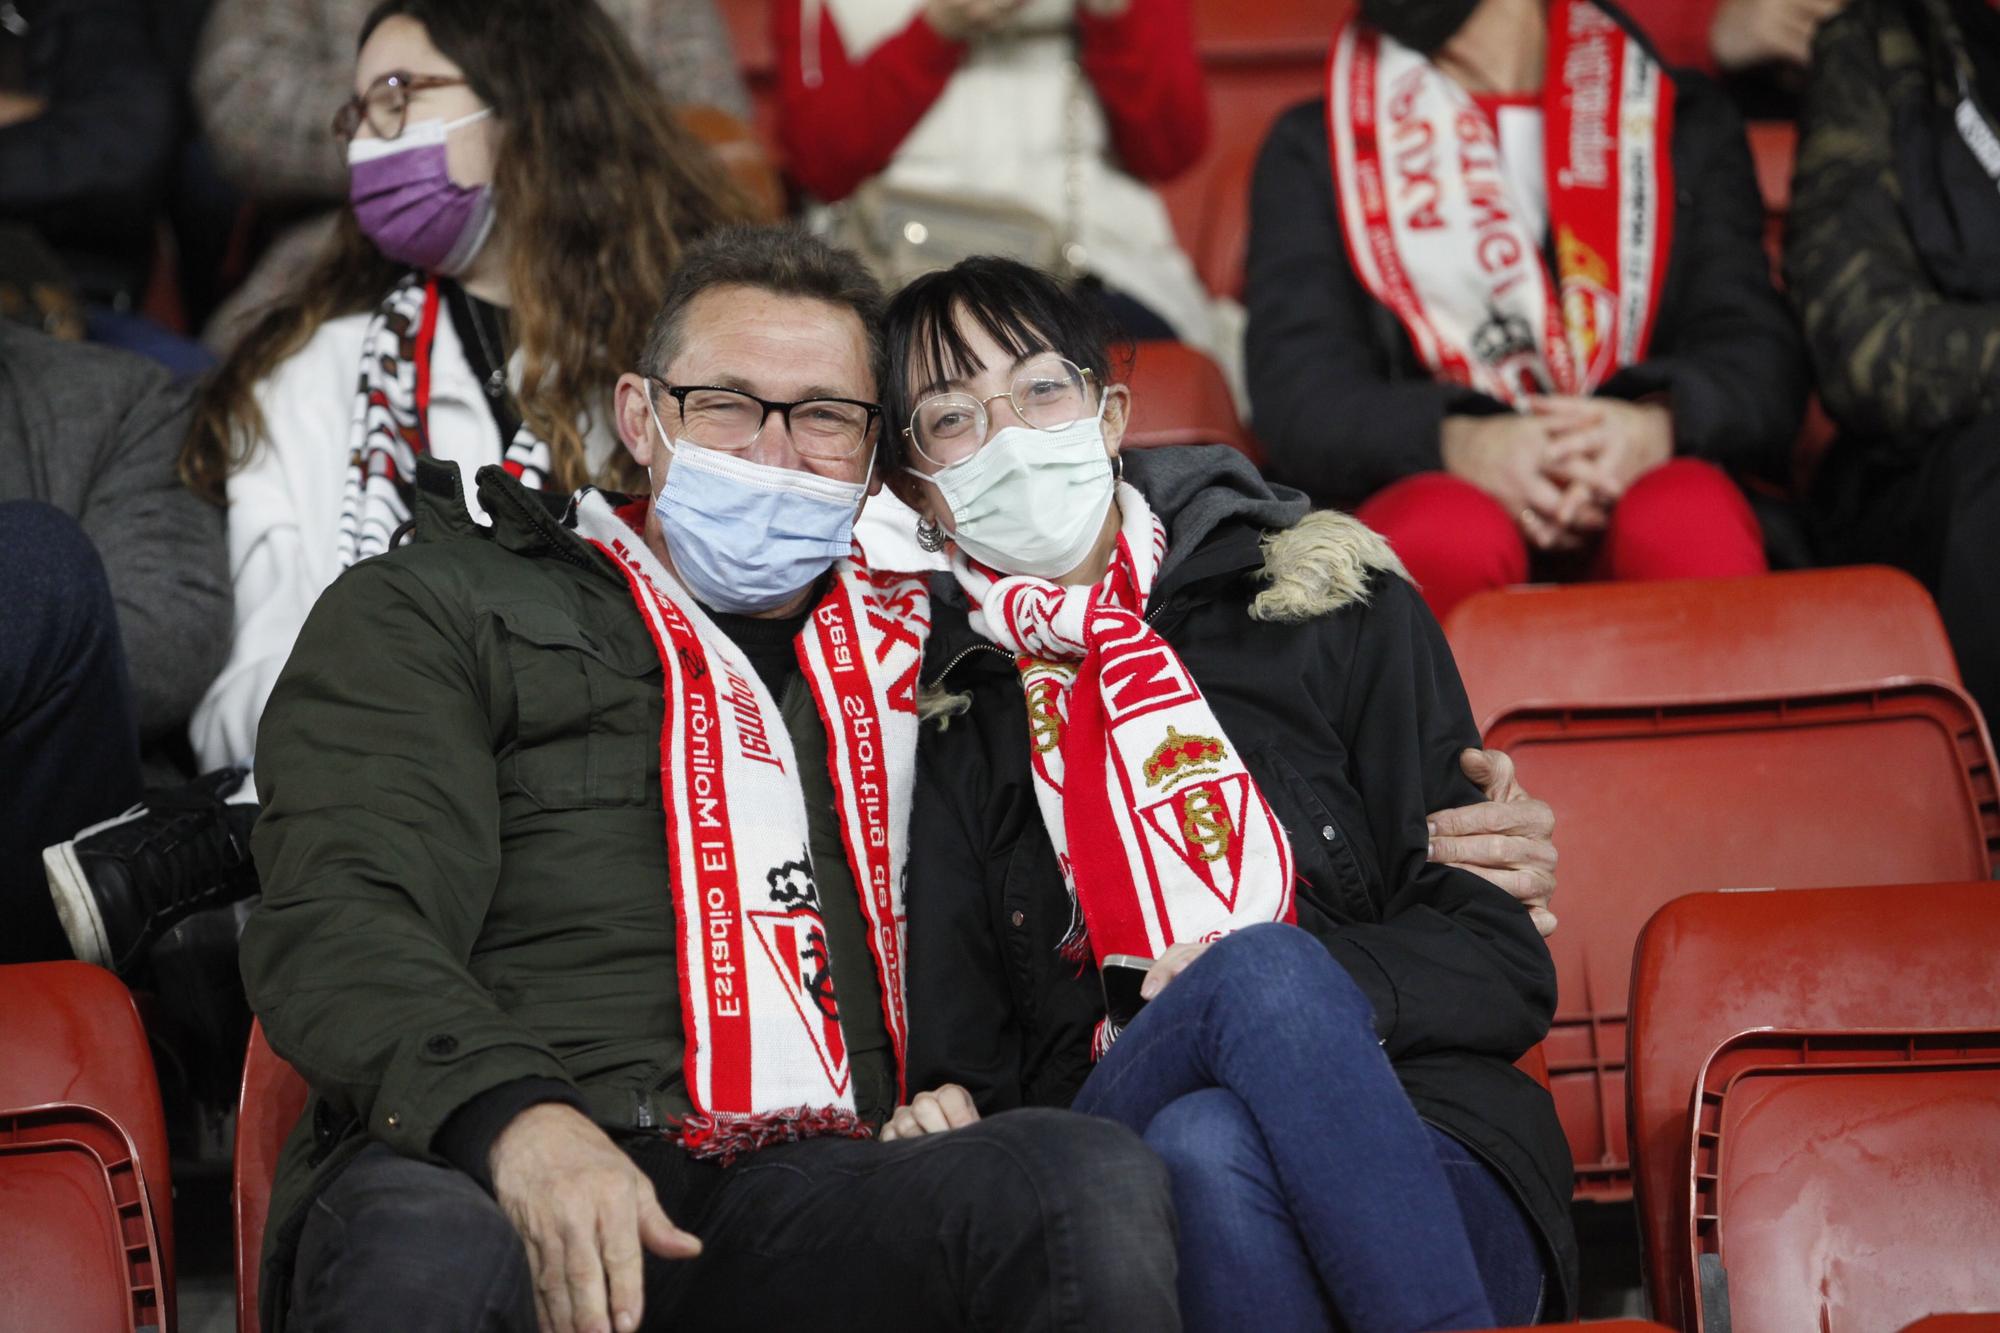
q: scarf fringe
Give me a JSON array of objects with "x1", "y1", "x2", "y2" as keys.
[{"x1": 674, "y1": 1107, "x2": 873, "y2": 1165}]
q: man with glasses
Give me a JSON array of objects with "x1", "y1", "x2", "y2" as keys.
[{"x1": 240, "y1": 225, "x2": 1180, "y2": 1333}]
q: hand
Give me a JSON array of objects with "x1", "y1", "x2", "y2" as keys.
[
  {"x1": 1140, "y1": 940, "x2": 1213, "y2": 1000},
  {"x1": 1427, "y1": 748, "x2": 1557, "y2": 937},
  {"x1": 0, "y1": 91, "x2": 48, "y2": 128},
  {"x1": 879, "y1": 1083, "x2": 982, "y2": 1141},
  {"x1": 489, "y1": 1103, "x2": 701, "y2": 1333},
  {"x1": 1529, "y1": 395, "x2": 1673, "y2": 508},
  {"x1": 923, "y1": 0, "x2": 1027, "y2": 41},
  {"x1": 1440, "y1": 413, "x2": 1590, "y2": 552},
  {"x1": 1709, "y1": 0, "x2": 1848, "y2": 71}
]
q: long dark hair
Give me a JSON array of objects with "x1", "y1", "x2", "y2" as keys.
[{"x1": 182, "y1": 0, "x2": 753, "y2": 501}]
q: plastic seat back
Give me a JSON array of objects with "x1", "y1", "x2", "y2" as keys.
[
  {"x1": 1158, "y1": 0, "x2": 1350, "y2": 275},
  {"x1": 676, "y1": 105, "x2": 785, "y2": 222},
  {"x1": 1445, "y1": 567, "x2": 1965, "y2": 732},
  {"x1": 1121, "y1": 339, "x2": 1262, "y2": 463},
  {"x1": 0, "y1": 962, "x2": 173, "y2": 1331},
  {"x1": 1489, "y1": 680, "x2": 1999, "y2": 1202},
  {"x1": 1628, "y1": 884, "x2": 2000, "y2": 1329},
  {"x1": 1689, "y1": 1029, "x2": 2000, "y2": 1333},
  {"x1": 233, "y1": 1022, "x2": 311, "y2": 1333}
]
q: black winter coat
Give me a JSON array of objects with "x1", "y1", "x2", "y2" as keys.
[
  {"x1": 1243, "y1": 3, "x2": 1808, "y2": 510},
  {"x1": 904, "y1": 447, "x2": 1580, "y2": 1315}
]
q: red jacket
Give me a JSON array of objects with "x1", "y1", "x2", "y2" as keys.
[{"x1": 773, "y1": 0, "x2": 1210, "y2": 202}]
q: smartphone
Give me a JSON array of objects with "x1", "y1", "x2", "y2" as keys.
[{"x1": 1100, "y1": 953, "x2": 1154, "y2": 1029}]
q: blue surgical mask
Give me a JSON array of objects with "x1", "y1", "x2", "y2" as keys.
[{"x1": 646, "y1": 398, "x2": 868, "y2": 614}]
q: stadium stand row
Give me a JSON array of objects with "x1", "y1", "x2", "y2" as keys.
[
  {"x1": 17, "y1": 902, "x2": 1998, "y2": 1330},
  {"x1": 12, "y1": 1, "x2": 1996, "y2": 1328}
]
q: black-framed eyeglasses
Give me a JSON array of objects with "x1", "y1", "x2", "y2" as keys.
[
  {"x1": 333, "y1": 71, "x2": 471, "y2": 143},
  {"x1": 647, "y1": 377, "x2": 882, "y2": 461}
]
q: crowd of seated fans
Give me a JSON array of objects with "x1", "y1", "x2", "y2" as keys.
[{"x1": 3, "y1": 0, "x2": 1997, "y2": 1327}]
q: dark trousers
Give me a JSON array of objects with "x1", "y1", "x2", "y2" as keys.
[
  {"x1": 1073, "y1": 924, "x2": 1545, "y2": 1333},
  {"x1": 0, "y1": 501, "x2": 142, "y2": 963},
  {"x1": 290, "y1": 1108, "x2": 1179, "y2": 1332},
  {"x1": 1815, "y1": 418, "x2": 2000, "y2": 733}
]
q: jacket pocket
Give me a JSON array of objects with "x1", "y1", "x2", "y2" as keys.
[
  {"x1": 1251, "y1": 744, "x2": 1381, "y2": 925},
  {"x1": 492, "y1": 601, "x2": 659, "y2": 809}
]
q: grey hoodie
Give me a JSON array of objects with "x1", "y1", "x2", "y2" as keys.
[{"x1": 0, "y1": 324, "x2": 229, "y2": 738}]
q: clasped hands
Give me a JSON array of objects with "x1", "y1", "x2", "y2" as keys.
[{"x1": 1442, "y1": 396, "x2": 1673, "y2": 552}]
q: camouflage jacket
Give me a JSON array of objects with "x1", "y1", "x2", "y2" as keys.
[{"x1": 1787, "y1": 0, "x2": 2000, "y2": 451}]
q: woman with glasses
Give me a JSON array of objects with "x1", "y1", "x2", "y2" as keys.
[
  {"x1": 882, "y1": 256, "x2": 1576, "y2": 1333},
  {"x1": 181, "y1": 0, "x2": 748, "y2": 774}
]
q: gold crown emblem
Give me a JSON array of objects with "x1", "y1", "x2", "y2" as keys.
[{"x1": 1143, "y1": 727, "x2": 1226, "y2": 788}]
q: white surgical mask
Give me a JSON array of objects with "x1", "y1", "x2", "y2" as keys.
[
  {"x1": 918, "y1": 402, "x2": 1116, "y2": 579},
  {"x1": 646, "y1": 398, "x2": 869, "y2": 614}
]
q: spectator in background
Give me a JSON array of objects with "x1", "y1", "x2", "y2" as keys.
[
  {"x1": 1620, "y1": 0, "x2": 1847, "y2": 80},
  {"x1": 1246, "y1": 0, "x2": 1807, "y2": 620},
  {"x1": 39, "y1": 0, "x2": 751, "y2": 973},
  {"x1": 1, "y1": 324, "x2": 229, "y2": 965},
  {"x1": 180, "y1": 0, "x2": 748, "y2": 778},
  {"x1": 0, "y1": 0, "x2": 213, "y2": 375},
  {"x1": 774, "y1": 0, "x2": 1216, "y2": 352},
  {"x1": 192, "y1": 0, "x2": 750, "y2": 349},
  {"x1": 1789, "y1": 0, "x2": 2000, "y2": 734}
]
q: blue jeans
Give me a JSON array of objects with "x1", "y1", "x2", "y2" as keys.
[
  {"x1": 0, "y1": 502, "x2": 141, "y2": 963},
  {"x1": 1073, "y1": 923, "x2": 1546, "y2": 1333}
]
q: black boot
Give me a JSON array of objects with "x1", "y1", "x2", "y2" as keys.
[{"x1": 42, "y1": 768, "x2": 260, "y2": 974}]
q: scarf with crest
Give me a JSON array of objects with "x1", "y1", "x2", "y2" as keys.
[
  {"x1": 1327, "y1": 0, "x2": 1674, "y2": 405},
  {"x1": 575, "y1": 492, "x2": 930, "y2": 1160},
  {"x1": 954, "y1": 484, "x2": 1296, "y2": 1054},
  {"x1": 336, "y1": 273, "x2": 552, "y2": 566}
]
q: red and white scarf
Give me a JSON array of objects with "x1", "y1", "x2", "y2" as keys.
[
  {"x1": 1327, "y1": 0, "x2": 1674, "y2": 404},
  {"x1": 955, "y1": 484, "x2": 1296, "y2": 1051},
  {"x1": 336, "y1": 273, "x2": 551, "y2": 566},
  {"x1": 575, "y1": 493, "x2": 929, "y2": 1160}
]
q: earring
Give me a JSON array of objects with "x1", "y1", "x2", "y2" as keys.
[{"x1": 915, "y1": 516, "x2": 947, "y2": 553}]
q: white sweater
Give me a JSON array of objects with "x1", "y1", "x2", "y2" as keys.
[{"x1": 189, "y1": 312, "x2": 619, "y2": 771}]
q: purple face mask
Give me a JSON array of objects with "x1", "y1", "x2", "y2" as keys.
[{"x1": 347, "y1": 110, "x2": 497, "y2": 275}]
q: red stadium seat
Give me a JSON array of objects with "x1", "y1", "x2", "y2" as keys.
[
  {"x1": 1447, "y1": 567, "x2": 1967, "y2": 730},
  {"x1": 1192, "y1": 143, "x2": 1258, "y2": 301},
  {"x1": 1159, "y1": 0, "x2": 1350, "y2": 275},
  {"x1": 1686, "y1": 1028, "x2": 2000, "y2": 1333},
  {"x1": 1746, "y1": 120, "x2": 1795, "y2": 281},
  {"x1": 1628, "y1": 883, "x2": 2000, "y2": 1329},
  {"x1": 1902, "y1": 1319, "x2": 2000, "y2": 1333},
  {"x1": 678, "y1": 104, "x2": 786, "y2": 222},
  {"x1": 716, "y1": 0, "x2": 782, "y2": 164},
  {"x1": 1121, "y1": 339, "x2": 1262, "y2": 463},
  {"x1": 0, "y1": 962, "x2": 173, "y2": 1332},
  {"x1": 234, "y1": 1022, "x2": 310, "y2": 1333},
  {"x1": 1446, "y1": 571, "x2": 2000, "y2": 1203}
]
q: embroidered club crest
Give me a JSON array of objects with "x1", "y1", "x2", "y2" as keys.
[
  {"x1": 747, "y1": 854, "x2": 850, "y2": 1095},
  {"x1": 1026, "y1": 675, "x2": 1066, "y2": 754},
  {"x1": 1557, "y1": 225, "x2": 1617, "y2": 385},
  {"x1": 1138, "y1": 774, "x2": 1252, "y2": 910},
  {"x1": 1143, "y1": 726, "x2": 1227, "y2": 789}
]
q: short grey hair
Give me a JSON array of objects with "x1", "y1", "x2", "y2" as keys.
[{"x1": 641, "y1": 224, "x2": 888, "y2": 397}]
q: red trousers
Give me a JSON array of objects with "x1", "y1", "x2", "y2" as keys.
[{"x1": 1355, "y1": 459, "x2": 1767, "y2": 622}]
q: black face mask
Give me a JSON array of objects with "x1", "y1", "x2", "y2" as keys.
[{"x1": 1361, "y1": 0, "x2": 1482, "y2": 54}]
